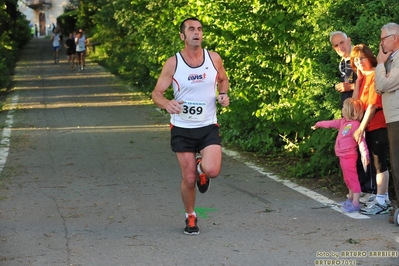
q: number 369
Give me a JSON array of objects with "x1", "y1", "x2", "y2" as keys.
[{"x1": 182, "y1": 105, "x2": 203, "y2": 115}]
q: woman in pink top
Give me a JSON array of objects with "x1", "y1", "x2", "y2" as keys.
[{"x1": 312, "y1": 98, "x2": 370, "y2": 212}]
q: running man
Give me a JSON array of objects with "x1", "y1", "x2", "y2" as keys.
[{"x1": 151, "y1": 17, "x2": 230, "y2": 235}]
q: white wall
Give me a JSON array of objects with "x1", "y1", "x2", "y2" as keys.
[{"x1": 18, "y1": 0, "x2": 68, "y2": 36}]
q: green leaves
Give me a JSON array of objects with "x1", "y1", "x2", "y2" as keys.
[{"x1": 74, "y1": 0, "x2": 399, "y2": 178}]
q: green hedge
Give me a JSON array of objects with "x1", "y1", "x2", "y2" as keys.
[{"x1": 0, "y1": 0, "x2": 31, "y2": 92}]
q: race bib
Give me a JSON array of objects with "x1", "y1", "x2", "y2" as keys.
[{"x1": 179, "y1": 101, "x2": 207, "y2": 121}]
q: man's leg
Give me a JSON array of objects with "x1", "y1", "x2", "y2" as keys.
[
  {"x1": 387, "y1": 122, "x2": 399, "y2": 207},
  {"x1": 198, "y1": 144, "x2": 222, "y2": 179},
  {"x1": 176, "y1": 151, "x2": 200, "y2": 235},
  {"x1": 55, "y1": 48, "x2": 59, "y2": 62},
  {"x1": 176, "y1": 151, "x2": 197, "y2": 214}
]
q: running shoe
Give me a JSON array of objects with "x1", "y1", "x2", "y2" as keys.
[
  {"x1": 196, "y1": 155, "x2": 210, "y2": 194},
  {"x1": 184, "y1": 214, "x2": 199, "y2": 235},
  {"x1": 342, "y1": 202, "x2": 360, "y2": 213},
  {"x1": 359, "y1": 193, "x2": 376, "y2": 204},
  {"x1": 360, "y1": 200, "x2": 389, "y2": 215}
]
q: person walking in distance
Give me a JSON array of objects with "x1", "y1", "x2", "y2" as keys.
[
  {"x1": 51, "y1": 28, "x2": 61, "y2": 63},
  {"x1": 75, "y1": 31, "x2": 86, "y2": 70},
  {"x1": 374, "y1": 22, "x2": 399, "y2": 223},
  {"x1": 65, "y1": 33, "x2": 76, "y2": 70},
  {"x1": 151, "y1": 17, "x2": 230, "y2": 235}
]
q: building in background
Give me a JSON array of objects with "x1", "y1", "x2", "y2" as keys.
[{"x1": 18, "y1": 0, "x2": 66, "y2": 36}]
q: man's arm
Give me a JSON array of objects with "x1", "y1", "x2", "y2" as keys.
[
  {"x1": 210, "y1": 52, "x2": 229, "y2": 94},
  {"x1": 151, "y1": 56, "x2": 183, "y2": 114},
  {"x1": 210, "y1": 52, "x2": 230, "y2": 107},
  {"x1": 375, "y1": 63, "x2": 399, "y2": 93},
  {"x1": 375, "y1": 45, "x2": 399, "y2": 93}
]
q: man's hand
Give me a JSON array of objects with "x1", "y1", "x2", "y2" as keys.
[
  {"x1": 166, "y1": 100, "x2": 183, "y2": 114},
  {"x1": 376, "y1": 44, "x2": 392, "y2": 64},
  {"x1": 217, "y1": 94, "x2": 230, "y2": 107},
  {"x1": 335, "y1": 82, "x2": 353, "y2": 92}
]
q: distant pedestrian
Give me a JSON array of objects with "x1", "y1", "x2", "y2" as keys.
[
  {"x1": 34, "y1": 24, "x2": 38, "y2": 37},
  {"x1": 65, "y1": 33, "x2": 76, "y2": 69},
  {"x1": 75, "y1": 30, "x2": 86, "y2": 70},
  {"x1": 51, "y1": 29, "x2": 61, "y2": 63}
]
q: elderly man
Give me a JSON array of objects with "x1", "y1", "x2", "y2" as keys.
[
  {"x1": 330, "y1": 31, "x2": 376, "y2": 201},
  {"x1": 330, "y1": 31, "x2": 357, "y2": 108},
  {"x1": 375, "y1": 22, "x2": 399, "y2": 224}
]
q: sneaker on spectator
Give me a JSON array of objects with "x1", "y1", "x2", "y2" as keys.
[
  {"x1": 184, "y1": 214, "x2": 199, "y2": 235},
  {"x1": 343, "y1": 202, "x2": 360, "y2": 213},
  {"x1": 360, "y1": 200, "x2": 389, "y2": 215},
  {"x1": 359, "y1": 193, "x2": 376, "y2": 204}
]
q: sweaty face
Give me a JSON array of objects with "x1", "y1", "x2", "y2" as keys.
[
  {"x1": 332, "y1": 34, "x2": 351, "y2": 58},
  {"x1": 182, "y1": 20, "x2": 203, "y2": 47}
]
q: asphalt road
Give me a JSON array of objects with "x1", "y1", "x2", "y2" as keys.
[{"x1": 0, "y1": 38, "x2": 398, "y2": 266}]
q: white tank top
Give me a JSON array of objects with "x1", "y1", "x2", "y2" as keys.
[
  {"x1": 171, "y1": 49, "x2": 218, "y2": 128},
  {"x1": 52, "y1": 34, "x2": 60, "y2": 47},
  {"x1": 75, "y1": 35, "x2": 86, "y2": 52}
]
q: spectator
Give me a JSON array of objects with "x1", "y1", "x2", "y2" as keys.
[
  {"x1": 350, "y1": 44, "x2": 392, "y2": 215},
  {"x1": 374, "y1": 22, "x2": 399, "y2": 222}
]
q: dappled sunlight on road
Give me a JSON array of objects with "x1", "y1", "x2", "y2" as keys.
[
  {"x1": 9, "y1": 124, "x2": 169, "y2": 133},
  {"x1": 8, "y1": 59, "x2": 154, "y2": 110}
]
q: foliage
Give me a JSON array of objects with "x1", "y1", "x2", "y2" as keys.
[
  {"x1": 66, "y1": 0, "x2": 399, "y2": 179},
  {"x1": 0, "y1": 0, "x2": 31, "y2": 91}
]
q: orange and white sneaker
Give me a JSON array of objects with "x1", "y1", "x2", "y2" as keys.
[
  {"x1": 184, "y1": 214, "x2": 199, "y2": 235},
  {"x1": 196, "y1": 155, "x2": 210, "y2": 193}
]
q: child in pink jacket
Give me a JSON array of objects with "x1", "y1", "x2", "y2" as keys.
[{"x1": 312, "y1": 98, "x2": 370, "y2": 213}]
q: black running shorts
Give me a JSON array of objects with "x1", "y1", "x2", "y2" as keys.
[
  {"x1": 171, "y1": 124, "x2": 221, "y2": 153},
  {"x1": 366, "y1": 127, "x2": 389, "y2": 173}
]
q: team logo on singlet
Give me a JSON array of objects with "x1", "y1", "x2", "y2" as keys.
[{"x1": 188, "y1": 73, "x2": 207, "y2": 83}]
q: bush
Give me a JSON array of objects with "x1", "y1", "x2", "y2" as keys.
[{"x1": 78, "y1": 0, "x2": 399, "y2": 180}]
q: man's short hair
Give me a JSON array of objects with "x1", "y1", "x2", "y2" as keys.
[
  {"x1": 329, "y1": 31, "x2": 348, "y2": 44},
  {"x1": 180, "y1": 17, "x2": 202, "y2": 33},
  {"x1": 382, "y1": 23, "x2": 399, "y2": 36}
]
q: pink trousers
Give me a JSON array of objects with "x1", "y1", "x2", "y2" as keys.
[{"x1": 339, "y1": 154, "x2": 361, "y2": 193}]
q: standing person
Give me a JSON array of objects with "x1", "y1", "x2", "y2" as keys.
[
  {"x1": 75, "y1": 31, "x2": 86, "y2": 70},
  {"x1": 330, "y1": 31, "x2": 357, "y2": 108},
  {"x1": 31, "y1": 25, "x2": 35, "y2": 38},
  {"x1": 64, "y1": 33, "x2": 76, "y2": 69},
  {"x1": 312, "y1": 98, "x2": 369, "y2": 213},
  {"x1": 330, "y1": 31, "x2": 374, "y2": 199},
  {"x1": 51, "y1": 29, "x2": 61, "y2": 63},
  {"x1": 350, "y1": 44, "x2": 392, "y2": 215},
  {"x1": 78, "y1": 29, "x2": 87, "y2": 69},
  {"x1": 375, "y1": 22, "x2": 399, "y2": 221},
  {"x1": 34, "y1": 24, "x2": 38, "y2": 37},
  {"x1": 151, "y1": 17, "x2": 229, "y2": 235}
]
